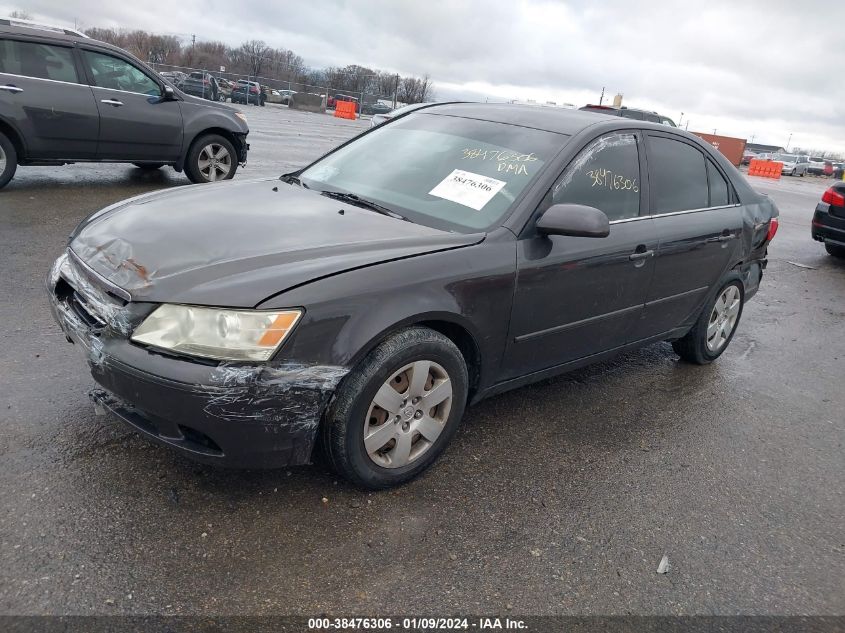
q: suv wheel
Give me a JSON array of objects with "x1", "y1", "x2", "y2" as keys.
[
  {"x1": 825, "y1": 243, "x2": 845, "y2": 258},
  {"x1": 672, "y1": 280, "x2": 744, "y2": 364},
  {"x1": 322, "y1": 327, "x2": 468, "y2": 489},
  {"x1": 0, "y1": 131, "x2": 18, "y2": 190},
  {"x1": 185, "y1": 134, "x2": 238, "y2": 183}
]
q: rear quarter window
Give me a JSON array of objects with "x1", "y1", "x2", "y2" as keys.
[
  {"x1": 0, "y1": 39, "x2": 78, "y2": 83},
  {"x1": 707, "y1": 160, "x2": 730, "y2": 207}
]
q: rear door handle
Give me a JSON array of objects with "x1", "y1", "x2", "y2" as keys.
[
  {"x1": 100, "y1": 99, "x2": 123, "y2": 106},
  {"x1": 629, "y1": 250, "x2": 654, "y2": 261},
  {"x1": 0, "y1": 85, "x2": 23, "y2": 93}
]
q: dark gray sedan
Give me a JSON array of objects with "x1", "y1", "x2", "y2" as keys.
[{"x1": 47, "y1": 104, "x2": 778, "y2": 489}]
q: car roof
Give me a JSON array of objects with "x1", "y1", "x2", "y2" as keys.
[
  {"x1": 0, "y1": 21, "x2": 128, "y2": 55},
  {"x1": 418, "y1": 102, "x2": 643, "y2": 135}
]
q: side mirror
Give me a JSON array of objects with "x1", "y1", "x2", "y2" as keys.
[
  {"x1": 536, "y1": 203, "x2": 610, "y2": 238},
  {"x1": 162, "y1": 85, "x2": 176, "y2": 100}
]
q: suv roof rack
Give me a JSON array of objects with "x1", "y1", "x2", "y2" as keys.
[{"x1": 0, "y1": 17, "x2": 90, "y2": 38}]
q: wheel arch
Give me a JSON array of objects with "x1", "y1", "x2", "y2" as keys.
[
  {"x1": 346, "y1": 312, "x2": 484, "y2": 402},
  {"x1": 0, "y1": 117, "x2": 26, "y2": 161},
  {"x1": 178, "y1": 127, "x2": 242, "y2": 171}
]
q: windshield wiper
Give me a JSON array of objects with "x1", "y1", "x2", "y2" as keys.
[
  {"x1": 280, "y1": 173, "x2": 307, "y2": 188},
  {"x1": 319, "y1": 190, "x2": 411, "y2": 222}
]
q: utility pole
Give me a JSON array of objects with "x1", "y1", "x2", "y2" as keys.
[
  {"x1": 191, "y1": 34, "x2": 196, "y2": 47},
  {"x1": 685, "y1": 121, "x2": 690, "y2": 131},
  {"x1": 393, "y1": 73, "x2": 399, "y2": 109},
  {"x1": 599, "y1": 86, "x2": 605, "y2": 106},
  {"x1": 713, "y1": 128, "x2": 717, "y2": 135},
  {"x1": 786, "y1": 133, "x2": 792, "y2": 151},
  {"x1": 678, "y1": 112, "x2": 684, "y2": 127}
]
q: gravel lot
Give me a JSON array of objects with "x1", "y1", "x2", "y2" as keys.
[{"x1": 1, "y1": 106, "x2": 843, "y2": 616}]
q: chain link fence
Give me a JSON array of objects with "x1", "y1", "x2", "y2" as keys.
[{"x1": 148, "y1": 62, "x2": 402, "y2": 115}]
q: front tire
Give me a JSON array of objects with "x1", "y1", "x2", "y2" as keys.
[
  {"x1": 184, "y1": 134, "x2": 238, "y2": 184},
  {"x1": 322, "y1": 327, "x2": 468, "y2": 489},
  {"x1": 825, "y1": 243, "x2": 845, "y2": 258},
  {"x1": 0, "y1": 131, "x2": 18, "y2": 190},
  {"x1": 672, "y1": 280, "x2": 744, "y2": 364}
]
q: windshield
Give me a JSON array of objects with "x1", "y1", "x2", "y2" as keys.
[
  {"x1": 299, "y1": 113, "x2": 567, "y2": 232},
  {"x1": 775, "y1": 154, "x2": 797, "y2": 163}
]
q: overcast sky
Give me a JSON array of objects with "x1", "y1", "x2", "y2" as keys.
[{"x1": 5, "y1": 0, "x2": 844, "y2": 153}]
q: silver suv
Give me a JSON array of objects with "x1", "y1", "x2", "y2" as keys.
[
  {"x1": 772, "y1": 153, "x2": 810, "y2": 177},
  {"x1": 0, "y1": 18, "x2": 249, "y2": 189}
]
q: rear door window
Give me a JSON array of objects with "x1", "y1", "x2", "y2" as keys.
[
  {"x1": 707, "y1": 160, "x2": 730, "y2": 207},
  {"x1": 551, "y1": 132, "x2": 641, "y2": 222},
  {"x1": 0, "y1": 39, "x2": 78, "y2": 83},
  {"x1": 647, "y1": 135, "x2": 709, "y2": 213}
]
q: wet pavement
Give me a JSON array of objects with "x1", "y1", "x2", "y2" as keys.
[{"x1": 1, "y1": 107, "x2": 843, "y2": 616}]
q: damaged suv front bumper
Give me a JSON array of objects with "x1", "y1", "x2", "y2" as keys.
[{"x1": 47, "y1": 251, "x2": 346, "y2": 468}]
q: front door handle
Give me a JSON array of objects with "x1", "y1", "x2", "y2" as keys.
[
  {"x1": 100, "y1": 99, "x2": 124, "y2": 107},
  {"x1": 629, "y1": 250, "x2": 654, "y2": 261},
  {"x1": 717, "y1": 234, "x2": 736, "y2": 242},
  {"x1": 0, "y1": 85, "x2": 23, "y2": 93}
]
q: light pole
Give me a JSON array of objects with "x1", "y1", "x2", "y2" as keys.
[
  {"x1": 786, "y1": 133, "x2": 793, "y2": 151},
  {"x1": 678, "y1": 112, "x2": 684, "y2": 127}
]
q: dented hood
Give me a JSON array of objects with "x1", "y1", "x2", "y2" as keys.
[{"x1": 70, "y1": 179, "x2": 484, "y2": 307}]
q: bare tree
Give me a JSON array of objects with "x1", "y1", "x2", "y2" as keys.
[
  {"x1": 397, "y1": 74, "x2": 433, "y2": 104},
  {"x1": 8, "y1": 10, "x2": 33, "y2": 19},
  {"x1": 80, "y1": 25, "x2": 435, "y2": 101},
  {"x1": 237, "y1": 40, "x2": 271, "y2": 76}
]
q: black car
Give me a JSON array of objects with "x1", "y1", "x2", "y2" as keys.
[
  {"x1": 178, "y1": 71, "x2": 220, "y2": 102},
  {"x1": 231, "y1": 80, "x2": 265, "y2": 106},
  {"x1": 362, "y1": 102, "x2": 392, "y2": 115},
  {"x1": 812, "y1": 182, "x2": 845, "y2": 258},
  {"x1": 580, "y1": 104, "x2": 676, "y2": 126},
  {"x1": 0, "y1": 20, "x2": 249, "y2": 187},
  {"x1": 47, "y1": 103, "x2": 778, "y2": 489}
]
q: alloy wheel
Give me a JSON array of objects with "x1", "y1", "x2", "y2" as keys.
[
  {"x1": 706, "y1": 285, "x2": 741, "y2": 353},
  {"x1": 363, "y1": 360, "x2": 453, "y2": 468},
  {"x1": 197, "y1": 143, "x2": 232, "y2": 182}
]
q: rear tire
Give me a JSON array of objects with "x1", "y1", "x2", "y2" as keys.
[
  {"x1": 0, "y1": 131, "x2": 18, "y2": 190},
  {"x1": 825, "y1": 243, "x2": 845, "y2": 258},
  {"x1": 322, "y1": 327, "x2": 468, "y2": 489},
  {"x1": 672, "y1": 279, "x2": 744, "y2": 364},
  {"x1": 184, "y1": 134, "x2": 238, "y2": 184}
]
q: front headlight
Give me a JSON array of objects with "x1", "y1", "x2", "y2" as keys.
[{"x1": 130, "y1": 304, "x2": 302, "y2": 361}]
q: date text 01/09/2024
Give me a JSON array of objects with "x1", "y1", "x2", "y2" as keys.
[{"x1": 307, "y1": 616, "x2": 528, "y2": 630}]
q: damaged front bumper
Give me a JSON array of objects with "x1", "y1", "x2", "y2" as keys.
[{"x1": 47, "y1": 251, "x2": 346, "y2": 469}]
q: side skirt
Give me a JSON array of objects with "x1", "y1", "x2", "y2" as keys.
[{"x1": 471, "y1": 327, "x2": 689, "y2": 405}]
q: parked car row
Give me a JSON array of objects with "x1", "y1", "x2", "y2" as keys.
[
  {"x1": 0, "y1": 19, "x2": 250, "y2": 188},
  {"x1": 742, "y1": 151, "x2": 844, "y2": 177},
  {"x1": 155, "y1": 71, "x2": 397, "y2": 115}
]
